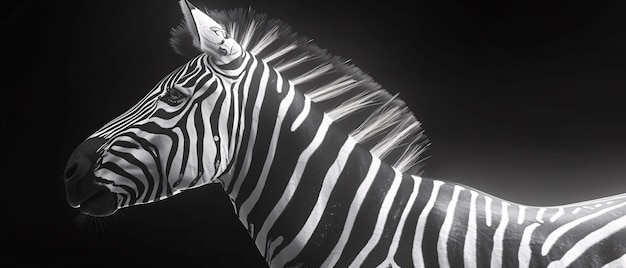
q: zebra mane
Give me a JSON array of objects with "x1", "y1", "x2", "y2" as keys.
[{"x1": 170, "y1": 7, "x2": 429, "y2": 174}]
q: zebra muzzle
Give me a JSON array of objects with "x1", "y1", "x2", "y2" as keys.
[{"x1": 64, "y1": 137, "x2": 118, "y2": 217}]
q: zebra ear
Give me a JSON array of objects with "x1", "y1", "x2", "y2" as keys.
[
  {"x1": 178, "y1": 0, "x2": 201, "y2": 49},
  {"x1": 177, "y1": 0, "x2": 242, "y2": 64}
]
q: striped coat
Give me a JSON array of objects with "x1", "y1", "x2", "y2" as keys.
[{"x1": 63, "y1": 1, "x2": 626, "y2": 267}]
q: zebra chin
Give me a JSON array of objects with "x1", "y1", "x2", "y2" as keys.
[
  {"x1": 78, "y1": 189, "x2": 118, "y2": 217},
  {"x1": 65, "y1": 137, "x2": 119, "y2": 217}
]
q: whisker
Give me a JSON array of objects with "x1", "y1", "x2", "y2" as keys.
[{"x1": 74, "y1": 212, "x2": 123, "y2": 237}]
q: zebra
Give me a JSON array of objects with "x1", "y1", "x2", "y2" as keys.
[{"x1": 63, "y1": 1, "x2": 626, "y2": 267}]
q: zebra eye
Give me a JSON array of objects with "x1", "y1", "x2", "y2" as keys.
[{"x1": 160, "y1": 88, "x2": 187, "y2": 106}]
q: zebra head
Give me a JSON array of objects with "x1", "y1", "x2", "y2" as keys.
[{"x1": 64, "y1": 1, "x2": 242, "y2": 216}]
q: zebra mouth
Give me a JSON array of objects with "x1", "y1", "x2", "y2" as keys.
[
  {"x1": 78, "y1": 188, "x2": 118, "y2": 217},
  {"x1": 65, "y1": 137, "x2": 119, "y2": 217}
]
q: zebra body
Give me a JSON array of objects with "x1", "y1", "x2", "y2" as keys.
[
  {"x1": 219, "y1": 53, "x2": 626, "y2": 266},
  {"x1": 64, "y1": 1, "x2": 626, "y2": 267}
]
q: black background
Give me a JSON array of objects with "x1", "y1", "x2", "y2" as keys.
[{"x1": 3, "y1": 0, "x2": 625, "y2": 267}]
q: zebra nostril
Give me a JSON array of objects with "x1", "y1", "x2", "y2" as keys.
[
  {"x1": 65, "y1": 137, "x2": 108, "y2": 208},
  {"x1": 65, "y1": 162, "x2": 78, "y2": 179}
]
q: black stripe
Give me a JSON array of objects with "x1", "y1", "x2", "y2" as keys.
[
  {"x1": 100, "y1": 64, "x2": 185, "y2": 131},
  {"x1": 581, "y1": 226, "x2": 626, "y2": 267},
  {"x1": 189, "y1": 101, "x2": 207, "y2": 188},
  {"x1": 394, "y1": 178, "x2": 434, "y2": 267},
  {"x1": 446, "y1": 189, "x2": 470, "y2": 268},
  {"x1": 229, "y1": 59, "x2": 268, "y2": 202},
  {"x1": 475, "y1": 195, "x2": 501, "y2": 267},
  {"x1": 108, "y1": 148, "x2": 155, "y2": 203},
  {"x1": 218, "y1": 57, "x2": 250, "y2": 189},
  {"x1": 218, "y1": 52, "x2": 246, "y2": 70},
  {"x1": 99, "y1": 162, "x2": 142, "y2": 204},
  {"x1": 118, "y1": 193, "x2": 128, "y2": 207},
  {"x1": 225, "y1": 57, "x2": 263, "y2": 194},
  {"x1": 421, "y1": 184, "x2": 457, "y2": 268},
  {"x1": 543, "y1": 206, "x2": 625, "y2": 265},
  {"x1": 119, "y1": 132, "x2": 171, "y2": 200},
  {"x1": 180, "y1": 58, "x2": 205, "y2": 88},
  {"x1": 502, "y1": 205, "x2": 524, "y2": 268},
  {"x1": 99, "y1": 96, "x2": 159, "y2": 136},
  {"x1": 266, "y1": 122, "x2": 348, "y2": 258},
  {"x1": 332, "y1": 159, "x2": 396, "y2": 267},
  {"x1": 208, "y1": 53, "x2": 246, "y2": 79},
  {"x1": 233, "y1": 63, "x2": 280, "y2": 209},
  {"x1": 94, "y1": 62, "x2": 187, "y2": 136},
  {"x1": 285, "y1": 145, "x2": 373, "y2": 267},
  {"x1": 133, "y1": 121, "x2": 179, "y2": 195},
  {"x1": 563, "y1": 232, "x2": 624, "y2": 268},
  {"x1": 360, "y1": 174, "x2": 417, "y2": 267},
  {"x1": 244, "y1": 88, "x2": 323, "y2": 239},
  {"x1": 226, "y1": 82, "x2": 236, "y2": 151}
]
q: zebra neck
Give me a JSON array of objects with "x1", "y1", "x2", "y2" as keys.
[{"x1": 208, "y1": 53, "x2": 441, "y2": 265}]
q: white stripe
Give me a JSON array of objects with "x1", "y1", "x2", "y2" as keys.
[
  {"x1": 547, "y1": 214, "x2": 626, "y2": 268},
  {"x1": 485, "y1": 196, "x2": 493, "y2": 227},
  {"x1": 270, "y1": 138, "x2": 356, "y2": 267},
  {"x1": 227, "y1": 58, "x2": 262, "y2": 199},
  {"x1": 541, "y1": 201, "x2": 626, "y2": 256},
  {"x1": 255, "y1": 115, "x2": 333, "y2": 256},
  {"x1": 464, "y1": 191, "x2": 479, "y2": 268},
  {"x1": 413, "y1": 180, "x2": 444, "y2": 268},
  {"x1": 291, "y1": 95, "x2": 311, "y2": 132},
  {"x1": 227, "y1": 75, "x2": 241, "y2": 162},
  {"x1": 603, "y1": 254, "x2": 626, "y2": 268},
  {"x1": 91, "y1": 89, "x2": 162, "y2": 138},
  {"x1": 546, "y1": 194, "x2": 626, "y2": 208},
  {"x1": 349, "y1": 170, "x2": 403, "y2": 267},
  {"x1": 170, "y1": 128, "x2": 186, "y2": 187},
  {"x1": 213, "y1": 80, "x2": 233, "y2": 177},
  {"x1": 239, "y1": 79, "x2": 295, "y2": 226},
  {"x1": 99, "y1": 104, "x2": 156, "y2": 139},
  {"x1": 491, "y1": 202, "x2": 510, "y2": 268},
  {"x1": 518, "y1": 205, "x2": 527, "y2": 224},
  {"x1": 222, "y1": 65, "x2": 250, "y2": 191},
  {"x1": 266, "y1": 236, "x2": 284, "y2": 263},
  {"x1": 184, "y1": 104, "x2": 200, "y2": 180},
  {"x1": 438, "y1": 185, "x2": 465, "y2": 268},
  {"x1": 550, "y1": 207, "x2": 564, "y2": 222},
  {"x1": 572, "y1": 207, "x2": 581, "y2": 214},
  {"x1": 320, "y1": 157, "x2": 381, "y2": 268},
  {"x1": 214, "y1": 52, "x2": 250, "y2": 77},
  {"x1": 536, "y1": 207, "x2": 546, "y2": 223},
  {"x1": 518, "y1": 223, "x2": 540, "y2": 268},
  {"x1": 382, "y1": 176, "x2": 422, "y2": 266},
  {"x1": 103, "y1": 141, "x2": 159, "y2": 199}
]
